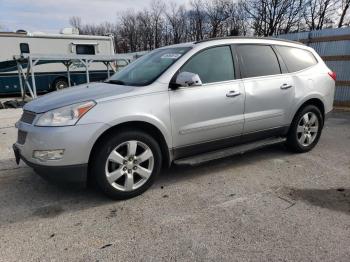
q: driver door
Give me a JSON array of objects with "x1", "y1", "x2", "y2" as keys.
[{"x1": 169, "y1": 45, "x2": 245, "y2": 158}]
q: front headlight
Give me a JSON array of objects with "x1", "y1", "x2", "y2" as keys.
[{"x1": 35, "y1": 101, "x2": 96, "y2": 127}]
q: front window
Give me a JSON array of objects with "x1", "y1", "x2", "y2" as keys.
[
  {"x1": 180, "y1": 45, "x2": 235, "y2": 84},
  {"x1": 107, "y1": 47, "x2": 191, "y2": 86}
]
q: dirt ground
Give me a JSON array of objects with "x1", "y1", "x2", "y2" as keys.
[{"x1": 0, "y1": 109, "x2": 349, "y2": 262}]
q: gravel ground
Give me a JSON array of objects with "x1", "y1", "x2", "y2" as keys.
[{"x1": 0, "y1": 109, "x2": 349, "y2": 262}]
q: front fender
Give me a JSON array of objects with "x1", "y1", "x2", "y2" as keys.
[
  {"x1": 105, "y1": 114, "x2": 172, "y2": 147},
  {"x1": 80, "y1": 92, "x2": 173, "y2": 148}
]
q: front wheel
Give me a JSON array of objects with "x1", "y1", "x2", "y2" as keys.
[
  {"x1": 286, "y1": 105, "x2": 323, "y2": 153},
  {"x1": 91, "y1": 130, "x2": 162, "y2": 199}
]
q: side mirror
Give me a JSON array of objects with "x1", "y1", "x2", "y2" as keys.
[{"x1": 173, "y1": 71, "x2": 202, "y2": 88}]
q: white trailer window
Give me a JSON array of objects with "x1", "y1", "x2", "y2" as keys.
[
  {"x1": 20, "y1": 43, "x2": 30, "y2": 54},
  {"x1": 76, "y1": 44, "x2": 95, "y2": 55}
]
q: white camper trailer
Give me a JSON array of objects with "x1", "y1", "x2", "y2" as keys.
[{"x1": 0, "y1": 29, "x2": 119, "y2": 95}]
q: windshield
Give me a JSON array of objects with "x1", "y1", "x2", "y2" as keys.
[{"x1": 107, "y1": 46, "x2": 192, "y2": 86}]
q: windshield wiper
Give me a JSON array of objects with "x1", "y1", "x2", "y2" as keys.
[{"x1": 105, "y1": 79, "x2": 126, "y2": 85}]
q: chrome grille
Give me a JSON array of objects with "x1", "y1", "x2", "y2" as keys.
[
  {"x1": 17, "y1": 130, "x2": 27, "y2": 145},
  {"x1": 20, "y1": 111, "x2": 36, "y2": 124}
]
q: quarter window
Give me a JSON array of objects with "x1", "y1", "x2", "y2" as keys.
[
  {"x1": 275, "y1": 46, "x2": 318, "y2": 72},
  {"x1": 237, "y1": 45, "x2": 281, "y2": 78},
  {"x1": 181, "y1": 46, "x2": 235, "y2": 84},
  {"x1": 76, "y1": 44, "x2": 95, "y2": 55}
]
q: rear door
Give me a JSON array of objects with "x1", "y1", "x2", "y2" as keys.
[
  {"x1": 170, "y1": 45, "x2": 245, "y2": 157},
  {"x1": 237, "y1": 44, "x2": 295, "y2": 134}
]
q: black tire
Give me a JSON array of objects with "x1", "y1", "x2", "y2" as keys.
[
  {"x1": 91, "y1": 130, "x2": 162, "y2": 200},
  {"x1": 286, "y1": 105, "x2": 323, "y2": 153},
  {"x1": 53, "y1": 77, "x2": 69, "y2": 90}
]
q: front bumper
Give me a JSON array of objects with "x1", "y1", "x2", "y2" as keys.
[
  {"x1": 15, "y1": 121, "x2": 109, "y2": 166},
  {"x1": 14, "y1": 120, "x2": 110, "y2": 185},
  {"x1": 13, "y1": 144, "x2": 88, "y2": 184}
]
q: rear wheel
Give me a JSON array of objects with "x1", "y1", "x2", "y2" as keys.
[
  {"x1": 286, "y1": 105, "x2": 323, "y2": 153},
  {"x1": 53, "y1": 77, "x2": 69, "y2": 90},
  {"x1": 91, "y1": 130, "x2": 162, "y2": 199}
]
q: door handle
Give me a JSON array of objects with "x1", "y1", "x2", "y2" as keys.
[
  {"x1": 280, "y1": 83, "x2": 293, "y2": 90},
  {"x1": 226, "y1": 90, "x2": 241, "y2": 97}
]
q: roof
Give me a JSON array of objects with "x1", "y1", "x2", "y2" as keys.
[{"x1": 194, "y1": 36, "x2": 304, "y2": 46}]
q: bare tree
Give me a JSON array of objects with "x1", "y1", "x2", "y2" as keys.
[
  {"x1": 150, "y1": 0, "x2": 165, "y2": 48},
  {"x1": 189, "y1": 0, "x2": 207, "y2": 41},
  {"x1": 226, "y1": 0, "x2": 249, "y2": 36},
  {"x1": 69, "y1": 0, "x2": 350, "y2": 53},
  {"x1": 279, "y1": 0, "x2": 305, "y2": 34},
  {"x1": 243, "y1": 0, "x2": 305, "y2": 36},
  {"x1": 137, "y1": 11, "x2": 153, "y2": 50},
  {"x1": 165, "y1": 3, "x2": 187, "y2": 44},
  {"x1": 69, "y1": 16, "x2": 82, "y2": 31},
  {"x1": 338, "y1": 0, "x2": 350, "y2": 27},
  {"x1": 119, "y1": 11, "x2": 139, "y2": 52},
  {"x1": 303, "y1": 0, "x2": 336, "y2": 30},
  {"x1": 204, "y1": 0, "x2": 231, "y2": 38}
]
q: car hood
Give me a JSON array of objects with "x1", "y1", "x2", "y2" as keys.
[{"x1": 23, "y1": 83, "x2": 135, "y2": 113}]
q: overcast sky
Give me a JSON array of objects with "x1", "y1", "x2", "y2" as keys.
[{"x1": 0, "y1": 0, "x2": 189, "y2": 33}]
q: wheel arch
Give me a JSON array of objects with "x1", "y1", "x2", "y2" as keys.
[
  {"x1": 293, "y1": 97, "x2": 325, "y2": 126},
  {"x1": 286, "y1": 97, "x2": 325, "y2": 153},
  {"x1": 88, "y1": 121, "x2": 172, "y2": 176}
]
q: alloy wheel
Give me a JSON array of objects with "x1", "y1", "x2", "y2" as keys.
[
  {"x1": 296, "y1": 112, "x2": 319, "y2": 147},
  {"x1": 105, "y1": 140, "x2": 154, "y2": 191}
]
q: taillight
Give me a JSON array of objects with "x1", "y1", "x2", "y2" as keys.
[{"x1": 328, "y1": 71, "x2": 336, "y2": 81}]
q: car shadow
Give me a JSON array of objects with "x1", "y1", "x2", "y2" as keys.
[
  {"x1": 157, "y1": 143, "x2": 291, "y2": 185},
  {"x1": 281, "y1": 187, "x2": 350, "y2": 215}
]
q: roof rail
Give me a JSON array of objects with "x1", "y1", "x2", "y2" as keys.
[{"x1": 194, "y1": 36, "x2": 304, "y2": 45}]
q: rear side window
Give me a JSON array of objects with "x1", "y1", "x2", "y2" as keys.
[
  {"x1": 76, "y1": 44, "x2": 95, "y2": 55},
  {"x1": 237, "y1": 45, "x2": 281, "y2": 78},
  {"x1": 275, "y1": 46, "x2": 318, "y2": 72},
  {"x1": 181, "y1": 46, "x2": 235, "y2": 84}
]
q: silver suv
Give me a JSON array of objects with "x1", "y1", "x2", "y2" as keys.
[{"x1": 13, "y1": 37, "x2": 335, "y2": 199}]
